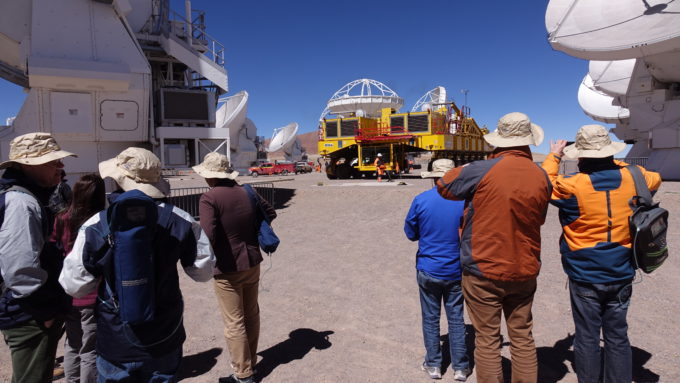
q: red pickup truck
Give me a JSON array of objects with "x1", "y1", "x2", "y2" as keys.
[{"x1": 248, "y1": 162, "x2": 295, "y2": 177}]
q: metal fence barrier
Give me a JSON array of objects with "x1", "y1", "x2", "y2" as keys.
[
  {"x1": 167, "y1": 182, "x2": 275, "y2": 218},
  {"x1": 536, "y1": 157, "x2": 650, "y2": 175}
]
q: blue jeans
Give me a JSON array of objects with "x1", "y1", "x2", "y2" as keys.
[
  {"x1": 569, "y1": 279, "x2": 632, "y2": 383},
  {"x1": 417, "y1": 270, "x2": 469, "y2": 371},
  {"x1": 96, "y1": 347, "x2": 182, "y2": 383}
]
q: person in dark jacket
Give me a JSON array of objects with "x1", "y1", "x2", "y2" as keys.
[
  {"x1": 405, "y1": 159, "x2": 470, "y2": 381},
  {"x1": 437, "y1": 112, "x2": 552, "y2": 383},
  {"x1": 194, "y1": 152, "x2": 276, "y2": 383},
  {"x1": 0, "y1": 132, "x2": 76, "y2": 383},
  {"x1": 59, "y1": 147, "x2": 215, "y2": 383},
  {"x1": 543, "y1": 125, "x2": 661, "y2": 383}
]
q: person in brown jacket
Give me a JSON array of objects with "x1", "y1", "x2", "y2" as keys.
[
  {"x1": 194, "y1": 153, "x2": 277, "y2": 383},
  {"x1": 436, "y1": 112, "x2": 552, "y2": 383}
]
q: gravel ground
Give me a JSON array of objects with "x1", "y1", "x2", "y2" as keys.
[{"x1": 2, "y1": 171, "x2": 679, "y2": 382}]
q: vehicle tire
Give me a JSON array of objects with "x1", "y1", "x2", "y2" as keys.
[
  {"x1": 281, "y1": 170, "x2": 289, "y2": 175},
  {"x1": 336, "y1": 164, "x2": 351, "y2": 179},
  {"x1": 251, "y1": 171, "x2": 258, "y2": 177}
]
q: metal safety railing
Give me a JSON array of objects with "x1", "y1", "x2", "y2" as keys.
[
  {"x1": 168, "y1": 9, "x2": 225, "y2": 66},
  {"x1": 167, "y1": 182, "x2": 274, "y2": 219}
]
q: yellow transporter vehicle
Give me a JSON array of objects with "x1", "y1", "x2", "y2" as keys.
[{"x1": 318, "y1": 103, "x2": 490, "y2": 179}]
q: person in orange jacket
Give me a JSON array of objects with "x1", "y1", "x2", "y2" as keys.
[
  {"x1": 542, "y1": 125, "x2": 662, "y2": 383},
  {"x1": 374, "y1": 153, "x2": 385, "y2": 182}
]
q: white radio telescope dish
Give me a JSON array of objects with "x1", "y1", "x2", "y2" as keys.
[
  {"x1": 412, "y1": 86, "x2": 447, "y2": 112},
  {"x1": 578, "y1": 74, "x2": 630, "y2": 124},
  {"x1": 588, "y1": 59, "x2": 636, "y2": 97},
  {"x1": 267, "y1": 122, "x2": 298, "y2": 153},
  {"x1": 326, "y1": 79, "x2": 403, "y2": 118},
  {"x1": 216, "y1": 91, "x2": 249, "y2": 150},
  {"x1": 546, "y1": 0, "x2": 680, "y2": 60}
]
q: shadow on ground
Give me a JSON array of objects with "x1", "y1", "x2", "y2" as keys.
[
  {"x1": 272, "y1": 187, "x2": 295, "y2": 210},
  {"x1": 177, "y1": 347, "x2": 222, "y2": 381},
  {"x1": 255, "y1": 328, "x2": 334, "y2": 382},
  {"x1": 439, "y1": 331, "x2": 658, "y2": 382}
]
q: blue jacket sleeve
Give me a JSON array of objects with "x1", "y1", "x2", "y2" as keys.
[{"x1": 404, "y1": 198, "x2": 420, "y2": 241}]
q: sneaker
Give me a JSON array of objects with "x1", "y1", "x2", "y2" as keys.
[
  {"x1": 218, "y1": 374, "x2": 254, "y2": 383},
  {"x1": 453, "y1": 368, "x2": 471, "y2": 381},
  {"x1": 421, "y1": 362, "x2": 442, "y2": 379}
]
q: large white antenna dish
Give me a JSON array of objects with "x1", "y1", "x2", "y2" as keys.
[
  {"x1": 588, "y1": 59, "x2": 636, "y2": 97},
  {"x1": 546, "y1": 0, "x2": 680, "y2": 60},
  {"x1": 216, "y1": 91, "x2": 248, "y2": 150},
  {"x1": 578, "y1": 74, "x2": 630, "y2": 124},
  {"x1": 326, "y1": 78, "x2": 403, "y2": 118},
  {"x1": 267, "y1": 122, "x2": 298, "y2": 153},
  {"x1": 412, "y1": 86, "x2": 447, "y2": 112}
]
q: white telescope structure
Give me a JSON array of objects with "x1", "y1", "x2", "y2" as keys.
[
  {"x1": 0, "y1": 0, "x2": 261, "y2": 174},
  {"x1": 322, "y1": 78, "x2": 404, "y2": 120},
  {"x1": 546, "y1": 0, "x2": 680, "y2": 180},
  {"x1": 267, "y1": 122, "x2": 303, "y2": 162},
  {"x1": 412, "y1": 86, "x2": 448, "y2": 112}
]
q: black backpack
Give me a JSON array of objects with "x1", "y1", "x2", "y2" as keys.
[{"x1": 627, "y1": 165, "x2": 669, "y2": 274}]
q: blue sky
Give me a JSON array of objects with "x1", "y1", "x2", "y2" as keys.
[{"x1": 0, "y1": 0, "x2": 612, "y2": 155}]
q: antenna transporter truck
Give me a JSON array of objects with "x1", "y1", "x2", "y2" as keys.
[{"x1": 317, "y1": 79, "x2": 490, "y2": 179}]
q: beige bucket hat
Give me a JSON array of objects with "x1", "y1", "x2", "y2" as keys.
[
  {"x1": 563, "y1": 124, "x2": 627, "y2": 159},
  {"x1": 0, "y1": 132, "x2": 77, "y2": 169},
  {"x1": 192, "y1": 152, "x2": 238, "y2": 179},
  {"x1": 484, "y1": 112, "x2": 544, "y2": 148},
  {"x1": 99, "y1": 147, "x2": 170, "y2": 199},
  {"x1": 421, "y1": 158, "x2": 455, "y2": 178}
]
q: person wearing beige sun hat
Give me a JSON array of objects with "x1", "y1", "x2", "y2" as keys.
[
  {"x1": 0, "y1": 132, "x2": 76, "y2": 383},
  {"x1": 435, "y1": 112, "x2": 552, "y2": 383},
  {"x1": 98, "y1": 147, "x2": 170, "y2": 199},
  {"x1": 193, "y1": 152, "x2": 275, "y2": 383},
  {"x1": 542, "y1": 124, "x2": 661, "y2": 383},
  {"x1": 59, "y1": 146, "x2": 216, "y2": 382},
  {"x1": 192, "y1": 151, "x2": 239, "y2": 180}
]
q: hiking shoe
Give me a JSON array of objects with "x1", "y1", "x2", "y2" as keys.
[
  {"x1": 421, "y1": 362, "x2": 442, "y2": 379},
  {"x1": 453, "y1": 368, "x2": 471, "y2": 381},
  {"x1": 218, "y1": 374, "x2": 254, "y2": 383}
]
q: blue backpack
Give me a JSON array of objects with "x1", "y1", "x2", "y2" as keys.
[
  {"x1": 243, "y1": 184, "x2": 279, "y2": 254},
  {"x1": 99, "y1": 190, "x2": 173, "y2": 325}
]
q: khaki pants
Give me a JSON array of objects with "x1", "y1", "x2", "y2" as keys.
[
  {"x1": 214, "y1": 265, "x2": 260, "y2": 379},
  {"x1": 462, "y1": 272, "x2": 537, "y2": 383}
]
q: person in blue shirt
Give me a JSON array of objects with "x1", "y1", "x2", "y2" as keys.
[{"x1": 404, "y1": 159, "x2": 470, "y2": 382}]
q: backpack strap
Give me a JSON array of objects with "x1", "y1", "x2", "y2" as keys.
[
  {"x1": 626, "y1": 165, "x2": 653, "y2": 207},
  {"x1": 157, "y1": 202, "x2": 174, "y2": 229},
  {"x1": 98, "y1": 210, "x2": 113, "y2": 247},
  {"x1": 243, "y1": 184, "x2": 268, "y2": 224}
]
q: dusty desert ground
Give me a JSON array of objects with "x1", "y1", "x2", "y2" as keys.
[{"x1": 2, "y1": 170, "x2": 679, "y2": 382}]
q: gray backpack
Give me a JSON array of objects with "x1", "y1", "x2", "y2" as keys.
[{"x1": 627, "y1": 165, "x2": 668, "y2": 274}]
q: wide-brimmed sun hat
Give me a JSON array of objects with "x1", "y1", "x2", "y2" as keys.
[
  {"x1": 0, "y1": 132, "x2": 77, "y2": 169},
  {"x1": 421, "y1": 159, "x2": 455, "y2": 178},
  {"x1": 99, "y1": 147, "x2": 170, "y2": 199},
  {"x1": 192, "y1": 152, "x2": 238, "y2": 179},
  {"x1": 563, "y1": 124, "x2": 627, "y2": 159},
  {"x1": 484, "y1": 112, "x2": 544, "y2": 148}
]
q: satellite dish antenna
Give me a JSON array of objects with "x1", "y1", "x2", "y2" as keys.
[
  {"x1": 412, "y1": 86, "x2": 447, "y2": 112},
  {"x1": 267, "y1": 122, "x2": 298, "y2": 154},
  {"x1": 216, "y1": 91, "x2": 248, "y2": 150},
  {"x1": 588, "y1": 59, "x2": 636, "y2": 96},
  {"x1": 578, "y1": 74, "x2": 630, "y2": 124},
  {"x1": 546, "y1": 0, "x2": 680, "y2": 60},
  {"x1": 326, "y1": 79, "x2": 403, "y2": 118}
]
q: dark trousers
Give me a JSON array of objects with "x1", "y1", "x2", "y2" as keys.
[
  {"x1": 569, "y1": 279, "x2": 633, "y2": 383},
  {"x1": 1, "y1": 319, "x2": 64, "y2": 383}
]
